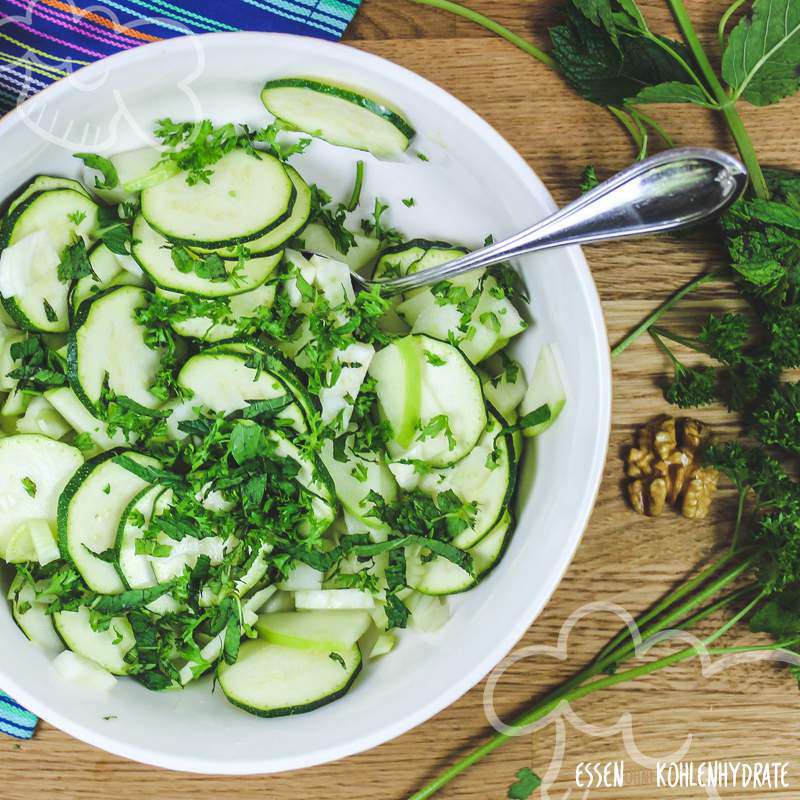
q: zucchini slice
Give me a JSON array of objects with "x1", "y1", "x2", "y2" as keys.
[
  {"x1": 406, "y1": 512, "x2": 512, "y2": 596},
  {"x1": 70, "y1": 242, "x2": 145, "y2": 315},
  {"x1": 520, "y1": 344, "x2": 567, "y2": 437},
  {"x1": 415, "y1": 407, "x2": 515, "y2": 550},
  {"x1": 44, "y1": 387, "x2": 127, "y2": 452},
  {"x1": 373, "y1": 240, "x2": 466, "y2": 284},
  {"x1": 190, "y1": 165, "x2": 311, "y2": 260},
  {"x1": 0, "y1": 189, "x2": 99, "y2": 332},
  {"x1": 295, "y1": 223, "x2": 380, "y2": 272},
  {"x1": 207, "y1": 340, "x2": 318, "y2": 424},
  {"x1": 115, "y1": 483, "x2": 171, "y2": 592},
  {"x1": 57, "y1": 450, "x2": 160, "y2": 595},
  {"x1": 370, "y1": 334, "x2": 487, "y2": 467},
  {"x1": 255, "y1": 610, "x2": 371, "y2": 651},
  {"x1": 368, "y1": 335, "x2": 421, "y2": 450},
  {"x1": 270, "y1": 429, "x2": 337, "y2": 533},
  {"x1": 6, "y1": 175, "x2": 91, "y2": 217},
  {"x1": 176, "y1": 350, "x2": 308, "y2": 432},
  {"x1": 53, "y1": 606, "x2": 135, "y2": 674},
  {"x1": 261, "y1": 78, "x2": 415, "y2": 157},
  {"x1": 218, "y1": 639, "x2": 361, "y2": 717},
  {"x1": 131, "y1": 215, "x2": 282, "y2": 297},
  {"x1": 140, "y1": 150, "x2": 296, "y2": 248},
  {"x1": 9, "y1": 577, "x2": 63, "y2": 651},
  {"x1": 320, "y1": 437, "x2": 397, "y2": 527},
  {"x1": 82, "y1": 147, "x2": 177, "y2": 204},
  {"x1": 67, "y1": 285, "x2": 163, "y2": 413},
  {"x1": 0, "y1": 434, "x2": 83, "y2": 560},
  {"x1": 157, "y1": 282, "x2": 276, "y2": 342}
]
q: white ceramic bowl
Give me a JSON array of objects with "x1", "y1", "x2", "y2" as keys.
[{"x1": 0, "y1": 33, "x2": 610, "y2": 774}]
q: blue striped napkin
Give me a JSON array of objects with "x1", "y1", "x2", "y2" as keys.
[
  {"x1": 0, "y1": 0, "x2": 361, "y2": 738},
  {"x1": 1, "y1": 690, "x2": 38, "y2": 739},
  {"x1": 0, "y1": 0, "x2": 362, "y2": 115}
]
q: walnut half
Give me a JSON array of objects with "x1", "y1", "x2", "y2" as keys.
[{"x1": 625, "y1": 416, "x2": 718, "y2": 520}]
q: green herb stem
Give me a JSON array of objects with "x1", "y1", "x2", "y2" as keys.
[
  {"x1": 408, "y1": 553, "x2": 756, "y2": 799},
  {"x1": 594, "y1": 548, "x2": 745, "y2": 662},
  {"x1": 346, "y1": 160, "x2": 365, "y2": 212},
  {"x1": 630, "y1": 109, "x2": 675, "y2": 148},
  {"x1": 594, "y1": 555, "x2": 757, "y2": 671},
  {"x1": 408, "y1": 0, "x2": 555, "y2": 68},
  {"x1": 649, "y1": 325, "x2": 704, "y2": 352},
  {"x1": 666, "y1": 0, "x2": 769, "y2": 200},
  {"x1": 718, "y1": 0, "x2": 747, "y2": 49},
  {"x1": 608, "y1": 106, "x2": 644, "y2": 153},
  {"x1": 611, "y1": 270, "x2": 726, "y2": 359},
  {"x1": 408, "y1": 633, "x2": 788, "y2": 800},
  {"x1": 636, "y1": 30, "x2": 718, "y2": 106},
  {"x1": 674, "y1": 584, "x2": 760, "y2": 632},
  {"x1": 701, "y1": 589, "x2": 765, "y2": 647}
]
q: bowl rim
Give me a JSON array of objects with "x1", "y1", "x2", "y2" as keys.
[{"x1": 0, "y1": 30, "x2": 612, "y2": 774}]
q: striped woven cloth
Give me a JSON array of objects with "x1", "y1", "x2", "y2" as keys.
[
  {"x1": 0, "y1": 0, "x2": 362, "y2": 115},
  {"x1": 1, "y1": 691, "x2": 38, "y2": 739},
  {"x1": 0, "y1": 0, "x2": 361, "y2": 738}
]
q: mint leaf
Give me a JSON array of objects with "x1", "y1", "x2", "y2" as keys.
[
  {"x1": 92, "y1": 582, "x2": 174, "y2": 614},
  {"x1": 572, "y1": 0, "x2": 618, "y2": 44},
  {"x1": 721, "y1": 0, "x2": 800, "y2": 106},
  {"x1": 508, "y1": 767, "x2": 542, "y2": 799},
  {"x1": 549, "y1": 2, "x2": 690, "y2": 107},
  {"x1": 42, "y1": 299, "x2": 58, "y2": 323},
  {"x1": 632, "y1": 81, "x2": 712, "y2": 105},
  {"x1": 74, "y1": 152, "x2": 119, "y2": 189},
  {"x1": 229, "y1": 421, "x2": 263, "y2": 465}
]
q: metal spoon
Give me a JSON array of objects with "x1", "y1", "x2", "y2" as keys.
[{"x1": 354, "y1": 147, "x2": 747, "y2": 294}]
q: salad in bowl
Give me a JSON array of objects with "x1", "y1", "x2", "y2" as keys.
[{"x1": 0, "y1": 76, "x2": 565, "y2": 719}]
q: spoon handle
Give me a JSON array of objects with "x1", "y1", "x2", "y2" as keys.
[{"x1": 376, "y1": 147, "x2": 747, "y2": 293}]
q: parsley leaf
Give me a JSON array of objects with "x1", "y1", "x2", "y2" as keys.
[
  {"x1": 7, "y1": 336, "x2": 67, "y2": 392},
  {"x1": 508, "y1": 767, "x2": 542, "y2": 799},
  {"x1": 57, "y1": 239, "x2": 95, "y2": 283}
]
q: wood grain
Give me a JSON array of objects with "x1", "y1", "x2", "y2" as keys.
[{"x1": 4, "y1": 2, "x2": 800, "y2": 797}]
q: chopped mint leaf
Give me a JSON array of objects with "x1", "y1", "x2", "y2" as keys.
[
  {"x1": 21, "y1": 477, "x2": 36, "y2": 497},
  {"x1": 74, "y1": 152, "x2": 119, "y2": 189},
  {"x1": 42, "y1": 299, "x2": 58, "y2": 323}
]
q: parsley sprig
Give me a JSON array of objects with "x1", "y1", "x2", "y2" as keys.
[{"x1": 405, "y1": 1, "x2": 800, "y2": 798}]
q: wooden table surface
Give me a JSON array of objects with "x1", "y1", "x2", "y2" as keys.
[{"x1": 3, "y1": 1, "x2": 800, "y2": 798}]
